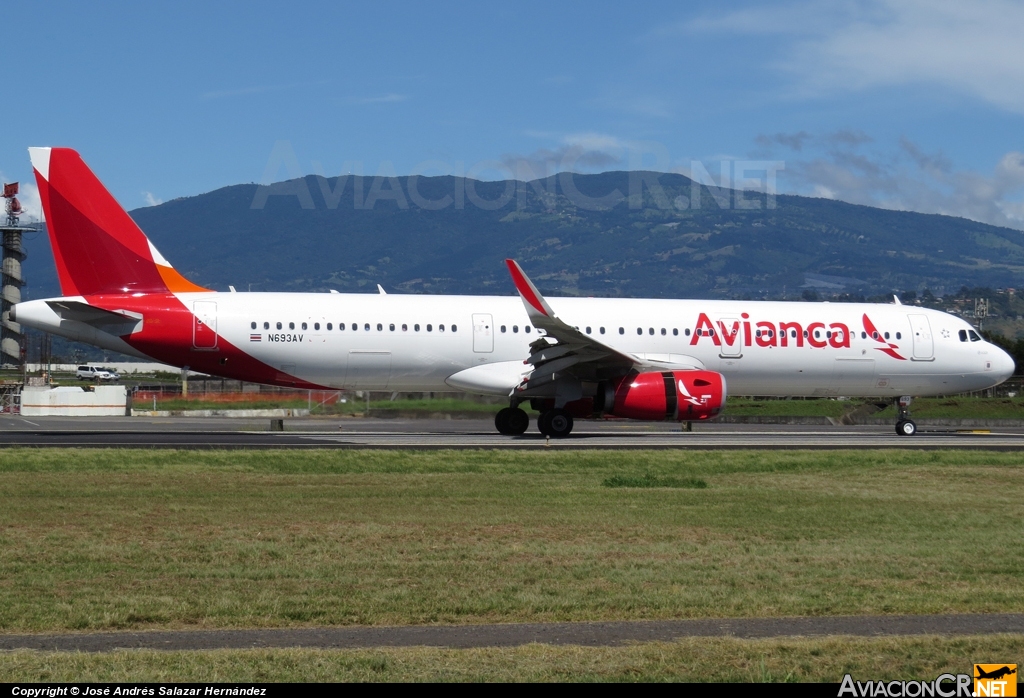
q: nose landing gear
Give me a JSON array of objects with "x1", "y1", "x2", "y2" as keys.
[{"x1": 895, "y1": 395, "x2": 917, "y2": 436}]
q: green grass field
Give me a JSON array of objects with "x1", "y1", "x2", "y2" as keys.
[
  {"x1": 725, "y1": 396, "x2": 1024, "y2": 419},
  {"x1": 135, "y1": 395, "x2": 1024, "y2": 419},
  {"x1": 2, "y1": 448, "x2": 1022, "y2": 682},
  {"x1": 1, "y1": 449, "x2": 1022, "y2": 635}
]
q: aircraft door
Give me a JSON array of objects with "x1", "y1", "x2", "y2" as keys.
[
  {"x1": 716, "y1": 317, "x2": 743, "y2": 357},
  {"x1": 908, "y1": 314, "x2": 934, "y2": 360},
  {"x1": 472, "y1": 313, "x2": 494, "y2": 353},
  {"x1": 192, "y1": 301, "x2": 217, "y2": 349},
  {"x1": 346, "y1": 351, "x2": 392, "y2": 389}
]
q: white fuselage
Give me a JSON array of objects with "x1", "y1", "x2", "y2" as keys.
[{"x1": 47, "y1": 291, "x2": 1005, "y2": 397}]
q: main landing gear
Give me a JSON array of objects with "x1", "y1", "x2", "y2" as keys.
[
  {"x1": 537, "y1": 408, "x2": 574, "y2": 438},
  {"x1": 495, "y1": 406, "x2": 530, "y2": 435},
  {"x1": 494, "y1": 405, "x2": 575, "y2": 438},
  {"x1": 895, "y1": 395, "x2": 917, "y2": 436}
]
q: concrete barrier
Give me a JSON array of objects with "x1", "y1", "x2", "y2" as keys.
[
  {"x1": 131, "y1": 408, "x2": 310, "y2": 418},
  {"x1": 21, "y1": 386, "x2": 128, "y2": 417}
]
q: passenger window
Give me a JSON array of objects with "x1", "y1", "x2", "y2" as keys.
[
  {"x1": 501, "y1": 325, "x2": 507, "y2": 333},
  {"x1": 661, "y1": 328, "x2": 666, "y2": 336},
  {"x1": 288, "y1": 322, "x2": 294, "y2": 330},
  {"x1": 814, "y1": 330, "x2": 820, "y2": 338},
  {"x1": 619, "y1": 327, "x2": 624, "y2": 335},
  {"x1": 586, "y1": 327, "x2": 591, "y2": 334},
  {"x1": 896, "y1": 332, "x2": 901, "y2": 340},
  {"x1": 402, "y1": 324, "x2": 408, "y2": 331},
  {"x1": 673, "y1": 329, "x2": 678, "y2": 336},
  {"x1": 826, "y1": 331, "x2": 832, "y2": 339},
  {"x1": 365, "y1": 323, "x2": 371, "y2": 331},
  {"x1": 685, "y1": 329, "x2": 690, "y2": 336},
  {"x1": 390, "y1": 324, "x2": 395, "y2": 331},
  {"x1": 439, "y1": 324, "x2": 445, "y2": 332},
  {"x1": 959, "y1": 329, "x2": 968, "y2": 342},
  {"x1": 302, "y1": 322, "x2": 308, "y2": 330},
  {"x1": 276, "y1": 322, "x2": 282, "y2": 330},
  {"x1": 427, "y1": 324, "x2": 433, "y2": 332},
  {"x1": 791, "y1": 330, "x2": 797, "y2": 338},
  {"x1": 883, "y1": 332, "x2": 889, "y2": 339},
  {"x1": 513, "y1": 325, "x2": 519, "y2": 333},
  {"x1": 637, "y1": 328, "x2": 642, "y2": 335},
  {"x1": 452, "y1": 325, "x2": 457, "y2": 332},
  {"x1": 600, "y1": 327, "x2": 606, "y2": 334},
  {"x1": 264, "y1": 322, "x2": 270, "y2": 330},
  {"x1": 327, "y1": 323, "x2": 333, "y2": 330},
  {"x1": 415, "y1": 324, "x2": 420, "y2": 331},
  {"x1": 872, "y1": 332, "x2": 878, "y2": 339},
  {"x1": 803, "y1": 330, "x2": 808, "y2": 338},
  {"x1": 340, "y1": 323, "x2": 346, "y2": 330},
  {"x1": 709, "y1": 328, "x2": 715, "y2": 337},
  {"x1": 377, "y1": 323, "x2": 383, "y2": 331},
  {"x1": 250, "y1": 322, "x2": 257, "y2": 330},
  {"x1": 314, "y1": 323, "x2": 320, "y2": 330},
  {"x1": 861, "y1": 332, "x2": 867, "y2": 339},
  {"x1": 648, "y1": 328, "x2": 654, "y2": 335},
  {"x1": 525, "y1": 326, "x2": 531, "y2": 333}
]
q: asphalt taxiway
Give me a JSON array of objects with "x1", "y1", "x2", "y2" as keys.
[{"x1": 2, "y1": 415, "x2": 1024, "y2": 449}]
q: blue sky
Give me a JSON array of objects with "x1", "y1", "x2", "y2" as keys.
[{"x1": 2, "y1": 0, "x2": 1023, "y2": 228}]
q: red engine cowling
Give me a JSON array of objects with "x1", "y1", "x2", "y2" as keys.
[{"x1": 608, "y1": 370, "x2": 726, "y2": 422}]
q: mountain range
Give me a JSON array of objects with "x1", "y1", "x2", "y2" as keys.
[{"x1": 20, "y1": 170, "x2": 1024, "y2": 302}]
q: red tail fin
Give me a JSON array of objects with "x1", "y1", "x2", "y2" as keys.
[{"x1": 29, "y1": 147, "x2": 207, "y2": 296}]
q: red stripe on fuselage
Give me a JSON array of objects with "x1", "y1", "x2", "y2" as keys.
[{"x1": 85, "y1": 293, "x2": 328, "y2": 389}]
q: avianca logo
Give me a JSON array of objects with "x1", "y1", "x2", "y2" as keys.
[
  {"x1": 677, "y1": 379, "x2": 710, "y2": 407},
  {"x1": 688, "y1": 312, "x2": 907, "y2": 359},
  {"x1": 690, "y1": 312, "x2": 851, "y2": 349},
  {"x1": 863, "y1": 313, "x2": 906, "y2": 360}
]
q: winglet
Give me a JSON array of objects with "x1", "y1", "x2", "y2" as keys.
[{"x1": 505, "y1": 259, "x2": 556, "y2": 322}]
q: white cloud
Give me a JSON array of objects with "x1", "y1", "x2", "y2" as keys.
[
  {"x1": 501, "y1": 132, "x2": 628, "y2": 180},
  {"x1": 685, "y1": 0, "x2": 1024, "y2": 113},
  {"x1": 776, "y1": 136, "x2": 1024, "y2": 229},
  {"x1": 142, "y1": 191, "x2": 163, "y2": 207}
]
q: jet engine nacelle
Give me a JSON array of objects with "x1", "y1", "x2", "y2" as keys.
[{"x1": 606, "y1": 369, "x2": 726, "y2": 422}]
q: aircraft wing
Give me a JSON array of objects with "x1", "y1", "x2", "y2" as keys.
[{"x1": 505, "y1": 259, "x2": 701, "y2": 391}]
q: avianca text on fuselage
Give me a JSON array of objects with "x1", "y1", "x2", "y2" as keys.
[{"x1": 689, "y1": 311, "x2": 905, "y2": 359}]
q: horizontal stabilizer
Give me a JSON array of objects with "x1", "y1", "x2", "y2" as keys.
[{"x1": 46, "y1": 300, "x2": 143, "y2": 336}]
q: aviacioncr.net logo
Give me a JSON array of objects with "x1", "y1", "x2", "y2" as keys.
[{"x1": 839, "y1": 673, "x2": 973, "y2": 697}]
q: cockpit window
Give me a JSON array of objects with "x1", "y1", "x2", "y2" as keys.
[
  {"x1": 968, "y1": 330, "x2": 982, "y2": 342},
  {"x1": 959, "y1": 329, "x2": 968, "y2": 342}
]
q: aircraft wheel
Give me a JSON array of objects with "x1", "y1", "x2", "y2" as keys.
[
  {"x1": 495, "y1": 408, "x2": 512, "y2": 434},
  {"x1": 496, "y1": 407, "x2": 529, "y2": 435},
  {"x1": 537, "y1": 410, "x2": 553, "y2": 435},
  {"x1": 896, "y1": 420, "x2": 917, "y2": 436},
  {"x1": 542, "y1": 409, "x2": 573, "y2": 438},
  {"x1": 506, "y1": 407, "x2": 529, "y2": 435}
]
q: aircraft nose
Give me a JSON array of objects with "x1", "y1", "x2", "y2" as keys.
[{"x1": 993, "y1": 345, "x2": 1016, "y2": 382}]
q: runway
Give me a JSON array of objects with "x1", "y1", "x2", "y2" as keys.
[
  {"x1": 2, "y1": 614, "x2": 1021, "y2": 652},
  {"x1": 2, "y1": 415, "x2": 1024, "y2": 449}
]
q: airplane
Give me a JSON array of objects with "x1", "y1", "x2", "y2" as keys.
[
  {"x1": 975, "y1": 666, "x2": 1016, "y2": 681},
  {"x1": 10, "y1": 147, "x2": 1016, "y2": 437}
]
